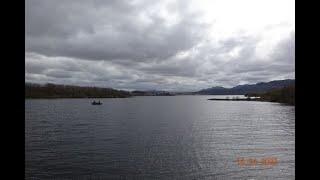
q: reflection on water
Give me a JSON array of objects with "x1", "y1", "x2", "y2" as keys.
[{"x1": 25, "y1": 96, "x2": 295, "y2": 179}]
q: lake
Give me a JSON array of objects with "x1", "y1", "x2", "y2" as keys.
[{"x1": 25, "y1": 95, "x2": 295, "y2": 179}]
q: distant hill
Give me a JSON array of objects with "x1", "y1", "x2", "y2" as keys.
[
  {"x1": 25, "y1": 83, "x2": 131, "y2": 98},
  {"x1": 197, "y1": 79, "x2": 295, "y2": 95},
  {"x1": 131, "y1": 90, "x2": 174, "y2": 96}
]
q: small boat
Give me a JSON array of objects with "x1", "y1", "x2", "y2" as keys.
[{"x1": 91, "y1": 101, "x2": 102, "y2": 105}]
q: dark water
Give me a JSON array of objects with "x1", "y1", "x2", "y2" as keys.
[{"x1": 25, "y1": 96, "x2": 295, "y2": 179}]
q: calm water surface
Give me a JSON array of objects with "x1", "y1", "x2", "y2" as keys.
[{"x1": 25, "y1": 96, "x2": 295, "y2": 179}]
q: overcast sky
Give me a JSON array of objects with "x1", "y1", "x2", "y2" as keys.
[{"x1": 26, "y1": 0, "x2": 295, "y2": 91}]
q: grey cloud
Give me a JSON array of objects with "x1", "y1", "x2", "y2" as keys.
[
  {"x1": 25, "y1": 0, "x2": 295, "y2": 91},
  {"x1": 45, "y1": 70, "x2": 73, "y2": 78},
  {"x1": 26, "y1": 0, "x2": 207, "y2": 62}
]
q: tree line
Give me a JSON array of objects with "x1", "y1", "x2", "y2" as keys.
[
  {"x1": 25, "y1": 83, "x2": 131, "y2": 98},
  {"x1": 245, "y1": 85, "x2": 295, "y2": 105}
]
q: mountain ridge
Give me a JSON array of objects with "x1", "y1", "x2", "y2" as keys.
[{"x1": 196, "y1": 79, "x2": 295, "y2": 95}]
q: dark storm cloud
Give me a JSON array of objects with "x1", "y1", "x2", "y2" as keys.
[{"x1": 26, "y1": 0, "x2": 295, "y2": 91}]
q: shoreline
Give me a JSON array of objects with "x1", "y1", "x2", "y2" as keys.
[{"x1": 207, "y1": 98, "x2": 294, "y2": 106}]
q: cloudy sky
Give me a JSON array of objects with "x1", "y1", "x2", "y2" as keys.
[{"x1": 26, "y1": 0, "x2": 295, "y2": 91}]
